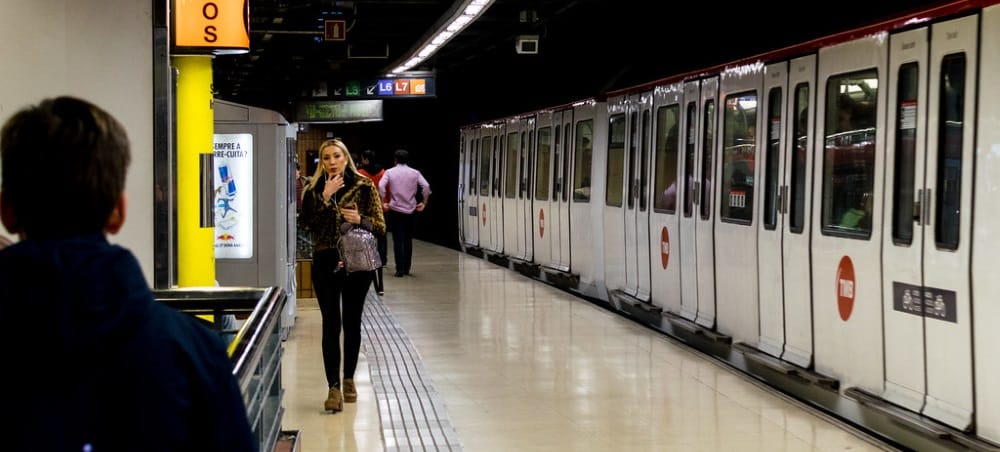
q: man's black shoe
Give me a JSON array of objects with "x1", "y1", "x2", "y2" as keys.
[{"x1": 394, "y1": 271, "x2": 405, "y2": 277}]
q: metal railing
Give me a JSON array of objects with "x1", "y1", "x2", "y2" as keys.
[{"x1": 154, "y1": 286, "x2": 287, "y2": 452}]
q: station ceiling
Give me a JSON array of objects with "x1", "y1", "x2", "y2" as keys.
[{"x1": 212, "y1": 0, "x2": 946, "y2": 121}]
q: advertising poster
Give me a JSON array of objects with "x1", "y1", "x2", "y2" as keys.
[{"x1": 213, "y1": 133, "x2": 254, "y2": 259}]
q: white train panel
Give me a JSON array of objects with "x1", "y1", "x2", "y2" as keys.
[
  {"x1": 650, "y1": 83, "x2": 684, "y2": 312},
  {"x1": 974, "y1": 3, "x2": 1000, "y2": 443}
]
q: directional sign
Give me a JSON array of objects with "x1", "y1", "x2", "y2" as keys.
[
  {"x1": 378, "y1": 80, "x2": 394, "y2": 96},
  {"x1": 365, "y1": 84, "x2": 377, "y2": 95},
  {"x1": 345, "y1": 81, "x2": 361, "y2": 96}
]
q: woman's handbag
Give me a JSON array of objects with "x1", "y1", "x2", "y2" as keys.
[{"x1": 338, "y1": 224, "x2": 381, "y2": 273}]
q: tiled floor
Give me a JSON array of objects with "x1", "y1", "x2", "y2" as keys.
[{"x1": 280, "y1": 240, "x2": 893, "y2": 451}]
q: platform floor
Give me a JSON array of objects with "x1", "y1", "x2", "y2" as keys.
[{"x1": 280, "y1": 240, "x2": 892, "y2": 451}]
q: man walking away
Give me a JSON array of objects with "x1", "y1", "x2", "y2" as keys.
[{"x1": 378, "y1": 149, "x2": 430, "y2": 277}]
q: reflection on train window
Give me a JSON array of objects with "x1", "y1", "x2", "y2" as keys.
[
  {"x1": 701, "y1": 100, "x2": 716, "y2": 221},
  {"x1": 821, "y1": 69, "x2": 877, "y2": 238},
  {"x1": 626, "y1": 112, "x2": 637, "y2": 209},
  {"x1": 553, "y1": 125, "x2": 562, "y2": 200},
  {"x1": 479, "y1": 136, "x2": 491, "y2": 196},
  {"x1": 683, "y1": 102, "x2": 697, "y2": 218},
  {"x1": 573, "y1": 119, "x2": 594, "y2": 202},
  {"x1": 563, "y1": 124, "x2": 572, "y2": 202},
  {"x1": 494, "y1": 136, "x2": 503, "y2": 195},
  {"x1": 935, "y1": 53, "x2": 966, "y2": 250},
  {"x1": 639, "y1": 110, "x2": 650, "y2": 211},
  {"x1": 468, "y1": 138, "x2": 477, "y2": 196},
  {"x1": 720, "y1": 92, "x2": 756, "y2": 225},
  {"x1": 522, "y1": 131, "x2": 533, "y2": 199},
  {"x1": 536, "y1": 127, "x2": 551, "y2": 201},
  {"x1": 606, "y1": 113, "x2": 626, "y2": 207},
  {"x1": 789, "y1": 83, "x2": 809, "y2": 233},
  {"x1": 763, "y1": 87, "x2": 782, "y2": 230},
  {"x1": 505, "y1": 132, "x2": 518, "y2": 198},
  {"x1": 892, "y1": 63, "x2": 918, "y2": 245},
  {"x1": 654, "y1": 104, "x2": 680, "y2": 213}
]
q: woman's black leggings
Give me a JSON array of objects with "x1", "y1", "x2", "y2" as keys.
[{"x1": 311, "y1": 248, "x2": 373, "y2": 388}]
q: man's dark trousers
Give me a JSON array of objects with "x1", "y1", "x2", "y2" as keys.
[{"x1": 388, "y1": 210, "x2": 416, "y2": 275}]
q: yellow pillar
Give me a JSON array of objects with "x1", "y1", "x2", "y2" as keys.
[{"x1": 174, "y1": 55, "x2": 216, "y2": 287}]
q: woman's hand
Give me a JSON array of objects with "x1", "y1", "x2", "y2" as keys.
[
  {"x1": 323, "y1": 174, "x2": 344, "y2": 203},
  {"x1": 340, "y1": 204, "x2": 361, "y2": 224}
]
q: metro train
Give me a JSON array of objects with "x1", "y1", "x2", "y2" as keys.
[{"x1": 456, "y1": 1, "x2": 1000, "y2": 449}]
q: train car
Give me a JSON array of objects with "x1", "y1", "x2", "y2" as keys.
[{"x1": 458, "y1": 2, "x2": 1000, "y2": 447}]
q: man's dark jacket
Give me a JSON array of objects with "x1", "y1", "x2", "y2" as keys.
[{"x1": 0, "y1": 234, "x2": 257, "y2": 451}]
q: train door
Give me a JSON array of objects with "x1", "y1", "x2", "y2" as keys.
[
  {"x1": 502, "y1": 119, "x2": 522, "y2": 257},
  {"x1": 476, "y1": 129, "x2": 493, "y2": 252},
  {"x1": 650, "y1": 83, "x2": 683, "y2": 312},
  {"x1": 552, "y1": 108, "x2": 574, "y2": 271},
  {"x1": 694, "y1": 77, "x2": 719, "y2": 328},
  {"x1": 884, "y1": 17, "x2": 976, "y2": 430},
  {"x1": 678, "y1": 81, "x2": 701, "y2": 321},
  {"x1": 521, "y1": 116, "x2": 536, "y2": 262},
  {"x1": 461, "y1": 127, "x2": 480, "y2": 248},
  {"x1": 756, "y1": 62, "x2": 788, "y2": 358},
  {"x1": 534, "y1": 112, "x2": 554, "y2": 267},
  {"x1": 881, "y1": 26, "x2": 930, "y2": 415},
  {"x1": 603, "y1": 96, "x2": 628, "y2": 294},
  {"x1": 973, "y1": 5, "x2": 1000, "y2": 443},
  {"x1": 570, "y1": 101, "x2": 601, "y2": 290},
  {"x1": 623, "y1": 92, "x2": 653, "y2": 299},
  {"x1": 490, "y1": 124, "x2": 505, "y2": 254},
  {"x1": 781, "y1": 55, "x2": 818, "y2": 368},
  {"x1": 635, "y1": 92, "x2": 653, "y2": 300},
  {"x1": 812, "y1": 36, "x2": 887, "y2": 394},
  {"x1": 715, "y1": 68, "x2": 760, "y2": 344}
]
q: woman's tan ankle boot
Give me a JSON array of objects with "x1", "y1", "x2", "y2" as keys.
[
  {"x1": 325, "y1": 387, "x2": 343, "y2": 412},
  {"x1": 343, "y1": 379, "x2": 357, "y2": 403}
]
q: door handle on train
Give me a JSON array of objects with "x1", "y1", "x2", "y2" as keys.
[
  {"x1": 914, "y1": 188, "x2": 923, "y2": 222},
  {"x1": 923, "y1": 188, "x2": 932, "y2": 226}
]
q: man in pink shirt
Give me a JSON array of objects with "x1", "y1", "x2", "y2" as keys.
[{"x1": 378, "y1": 149, "x2": 431, "y2": 277}]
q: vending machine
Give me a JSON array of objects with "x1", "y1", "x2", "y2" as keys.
[{"x1": 214, "y1": 99, "x2": 298, "y2": 338}]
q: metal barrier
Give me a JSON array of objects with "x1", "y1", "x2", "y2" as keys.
[{"x1": 154, "y1": 287, "x2": 289, "y2": 452}]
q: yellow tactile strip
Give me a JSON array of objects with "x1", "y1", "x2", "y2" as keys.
[{"x1": 361, "y1": 293, "x2": 463, "y2": 451}]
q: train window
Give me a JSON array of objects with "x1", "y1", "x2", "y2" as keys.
[
  {"x1": 519, "y1": 131, "x2": 527, "y2": 199},
  {"x1": 607, "y1": 113, "x2": 626, "y2": 207},
  {"x1": 627, "y1": 112, "x2": 638, "y2": 209},
  {"x1": 495, "y1": 135, "x2": 503, "y2": 195},
  {"x1": 700, "y1": 100, "x2": 716, "y2": 220},
  {"x1": 653, "y1": 104, "x2": 680, "y2": 213},
  {"x1": 720, "y1": 92, "x2": 756, "y2": 225},
  {"x1": 639, "y1": 109, "x2": 651, "y2": 212},
  {"x1": 468, "y1": 138, "x2": 476, "y2": 196},
  {"x1": 525, "y1": 131, "x2": 533, "y2": 199},
  {"x1": 892, "y1": 63, "x2": 919, "y2": 245},
  {"x1": 789, "y1": 83, "x2": 809, "y2": 233},
  {"x1": 479, "y1": 136, "x2": 491, "y2": 196},
  {"x1": 505, "y1": 132, "x2": 518, "y2": 198},
  {"x1": 536, "y1": 127, "x2": 551, "y2": 201},
  {"x1": 553, "y1": 125, "x2": 561, "y2": 198},
  {"x1": 573, "y1": 119, "x2": 594, "y2": 202},
  {"x1": 821, "y1": 69, "x2": 877, "y2": 238},
  {"x1": 563, "y1": 124, "x2": 572, "y2": 202},
  {"x1": 763, "y1": 87, "x2": 782, "y2": 230},
  {"x1": 935, "y1": 53, "x2": 966, "y2": 250},
  {"x1": 683, "y1": 102, "x2": 697, "y2": 218}
]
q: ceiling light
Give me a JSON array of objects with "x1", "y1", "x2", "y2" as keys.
[{"x1": 387, "y1": 0, "x2": 496, "y2": 75}]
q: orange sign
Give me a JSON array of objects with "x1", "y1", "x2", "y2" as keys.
[
  {"x1": 174, "y1": 0, "x2": 250, "y2": 53},
  {"x1": 394, "y1": 80, "x2": 410, "y2": 95},
  {"x1": 660, "y1": 227, "x2": 670, "y2": 269},
  {"x1": 324, "y1": 20, "x2": 346, "y2": 41},
  {"x1": 539, "y1": 209, "x2": 545, "y2": 238},
  {"x1": 411, "y1": 79, "x2": 426, "y2": 95},
  {"x1": 836, "y1": 256, "x2": 856, "y2": 321}
]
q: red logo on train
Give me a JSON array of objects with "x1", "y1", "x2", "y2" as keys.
[
  {"x1": 539, "y1": 209, "x2": 545, "y2": 237},
  {"x1": 836, "y1": 256, "x2": 855, "y2": 321},
  {"x1": 482, "y1": 203, "x2": 487, "y2": 225},
  {"x1": 660, "y1": 227, "x2": 670, "y2": 269}
]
